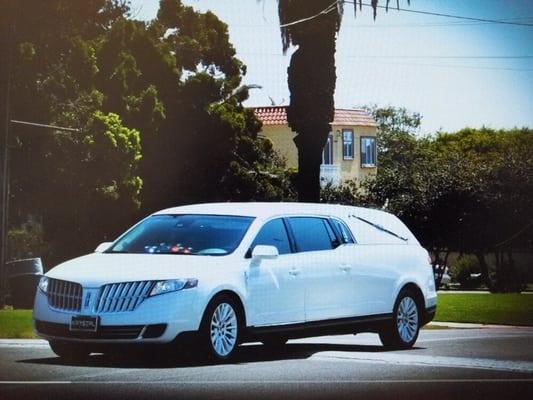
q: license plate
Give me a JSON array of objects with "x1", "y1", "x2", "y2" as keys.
[{"x1": 70, "y1": 315, "x2": 98, "y2": 332}]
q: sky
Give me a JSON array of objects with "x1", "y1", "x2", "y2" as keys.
[{"x1": 129, "y1": 0, "x2": 533, "y2": 134}]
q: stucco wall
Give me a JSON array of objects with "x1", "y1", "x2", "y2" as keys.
[
  {"x1": 259, "y1": 123, "x2": 377, "y2": 184},
  {"x1": 260, "y1": 125, "x2": 298, "y2": 169},
  {"x1": 332, "y1": 124, "x2": 377, "y2": 184}
]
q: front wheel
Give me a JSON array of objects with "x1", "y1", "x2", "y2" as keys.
[
  {"x1": 49, "y1": 340, "x2": 91, "y2": 361},
  {"x1": 379, "y1": 289, "x2": 420, "y2": 349},
  {"x1": 200, "y1": 296, "x2": 241, "y2": 361}
]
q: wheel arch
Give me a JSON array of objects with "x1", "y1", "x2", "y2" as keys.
[
  {"x1": 202, "y1": 289, "x2": 247, "y2": 329},
  {"x1": 398, "y1": 282, "x2": 425, "y2": 314}
]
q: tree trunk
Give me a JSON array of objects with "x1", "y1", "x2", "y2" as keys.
[
  {"x1": 476, "y1": 252, "x2": 493, "y2": 291},
  {"x1": 284, "y1": 19, "x2": 337, "y2": 203},
  {"x1": 294, "y1": 131, "x2": 327, "y2": 202}
]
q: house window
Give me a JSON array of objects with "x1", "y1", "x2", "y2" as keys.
[
  {"x1": 322, "y1": 133, "x2": 333, "y2": 165},
  {"x1": 342, "y1": 130, "x2": 354, "y2": 160},
  {"x1": 361, "y1": 136, "x2": 377, "y2": 167}
]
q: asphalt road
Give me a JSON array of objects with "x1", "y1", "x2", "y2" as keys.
[{"x1": 1, "y1": 327, "x2": 533, "y2": 400}]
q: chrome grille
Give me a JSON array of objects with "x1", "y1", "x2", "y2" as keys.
[
  {"x1": 47, "y1": 278, "x2": 82, "y2": 312},
  {"x1": 95, "y1": 281, "x2": 153, "y2": 313}
]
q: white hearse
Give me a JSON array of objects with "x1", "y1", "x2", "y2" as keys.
[{"x1": 33, "y1": 202, "x2": 437, "y2": 360}]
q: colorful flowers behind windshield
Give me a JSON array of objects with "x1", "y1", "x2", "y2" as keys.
[{"x1": 144, "y1": 244, "x2": 194, "y2": 254}]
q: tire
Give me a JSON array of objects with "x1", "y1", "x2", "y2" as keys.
[
  {"x1": 49, "y1": 340, "x2": 91, "y2": 361},
  {"x1": 262, "y1": 336, "x2": 288, "y2": 349},
  {"x1": 379, "y1": 289, "x2": 421, "y2": 349},
  {"x1": 200, "y1": 295, "x2": 241, "y2": 361}
]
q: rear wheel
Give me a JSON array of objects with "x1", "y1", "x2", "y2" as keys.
[
  {"x1": 200, "y1": 296, "x2": 241, "y2": 361},
  {"x1": 379, "y1": 289, "x2": 420, "y2": 349},
  {"x1": 49, "y1": 340, "x2": 91, "y2": 361}
]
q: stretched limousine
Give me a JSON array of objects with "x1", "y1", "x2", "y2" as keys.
[{"x1": 33, "y1": 202, "x2": 437, "y2": 361}]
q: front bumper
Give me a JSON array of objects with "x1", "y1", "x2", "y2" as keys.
[{"x1": 33, "y1": 287, "x2": 202, "y2": 343}]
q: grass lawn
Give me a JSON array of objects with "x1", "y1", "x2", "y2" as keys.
[
  {"x1": 435, "y1": 293, "x2": 533, "y2": 326},
  {"x1": 0, "y1": 309, "x2": 36, "y2": 338}
]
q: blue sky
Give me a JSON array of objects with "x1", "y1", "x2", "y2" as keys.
[{"x1": 130, "y1": 0, "x2": 533, "y2": 134}]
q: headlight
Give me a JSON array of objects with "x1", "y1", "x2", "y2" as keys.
[
  {"x1": 38, "y1": 276, "x2": 49, "y2": 293},
  {"x1": 149, "y1": 279, "x2": 198, "y2": 297}
]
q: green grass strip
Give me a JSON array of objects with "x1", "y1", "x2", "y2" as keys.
[
  {"x1": 0, "y1": 310, "x2": 37, "y2": 338},
  {"x1": 435, "y1": 293, "x2": 533, "y2": 326}
]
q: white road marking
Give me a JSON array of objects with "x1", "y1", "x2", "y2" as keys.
[
  {"x1": 310, "y1": 351, "x2": 533, "y2": 373},
  {"x1": 0, "y1": 381, "x2": 71, "y2": 384},
  {"x1": 1, "y1": 379, "x2": 533, "y2": 384},
  {"x1": 0, "y1": 340, "x2": 48, "y2": 348}
]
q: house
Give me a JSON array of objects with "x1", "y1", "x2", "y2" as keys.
[{"x1": 252, "y1": 106, "x2": 378, "y2": 187}]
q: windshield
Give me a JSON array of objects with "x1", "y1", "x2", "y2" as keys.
[{"x1": 108, "y1": 214, "x2": 254, "y2": 256}]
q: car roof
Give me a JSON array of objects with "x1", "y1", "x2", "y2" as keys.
[{"x1": 155, "y1": 202, "x2": 375, "y2": 219}]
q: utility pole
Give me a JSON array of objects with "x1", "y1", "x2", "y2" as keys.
[{"x1": 0, "y1": 3, "x2": 15, "y2": 307}]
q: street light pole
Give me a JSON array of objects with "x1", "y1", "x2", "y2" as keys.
[{"x1": 0, "y1": 4, "x2": 15, "y2": 307}]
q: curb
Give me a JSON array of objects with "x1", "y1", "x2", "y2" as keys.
[{"x1": 428, "y1": 321, "x2": 531, "y2": 329}]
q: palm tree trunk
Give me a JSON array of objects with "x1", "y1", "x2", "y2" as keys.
[
  {"x1": 286, "y1": 38, "x2": 336, "y2": 202},
  {"x1": 294, "y1": 130, "x2": 326, "y2": 201}
]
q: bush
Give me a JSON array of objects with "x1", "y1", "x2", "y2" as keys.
[
  {"x1": 450, "y1": 255, "x2": 481, "y2": 289},
  {"x1": 7, "y1": 217, "x2": 49, "y2": 262}
]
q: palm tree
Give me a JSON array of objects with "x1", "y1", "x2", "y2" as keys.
[{"x1": 276, "y1": 0, "x2": 405, "y2": 201}]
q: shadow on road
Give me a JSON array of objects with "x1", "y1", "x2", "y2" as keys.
[{"x1": 18, "y1": 341, "x2": 424, "y2": 369}]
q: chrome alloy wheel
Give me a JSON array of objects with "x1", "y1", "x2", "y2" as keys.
[
  {"x1": 396, "y1": 296, "x2": 419, "y2": 343},
  {"x1": 210, "y1": 302, "x2": 238, "y2": 357}
]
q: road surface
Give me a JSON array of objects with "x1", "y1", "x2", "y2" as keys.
[{"x1": 1, "y1": 327, "x2": 532, "y2": 399}]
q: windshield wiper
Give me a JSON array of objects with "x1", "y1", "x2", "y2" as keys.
[{"x1": 350, "y1": 215, "x2": 408, "y2": 242}]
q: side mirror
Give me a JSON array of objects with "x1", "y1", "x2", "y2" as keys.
[
  {"x1": 95, "y1": 242, "x2": 113, "y2": 253},
  {"x1": 251, "y1": 245, "x2": 279, "y2": 262}
]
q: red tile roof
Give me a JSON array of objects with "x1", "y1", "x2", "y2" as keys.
[{"x1": 252, "y1": 106, "x2": 377, "y2": 127}]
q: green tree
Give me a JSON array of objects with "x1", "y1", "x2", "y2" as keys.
[
  {"x1": 364, "y1": 105, "x2": 422, "y2": 170},
  {"x1": 5, "y1": 0, "x2": 294, "y2": 267},
  {"x1": 362, "y1": 122, "x2": 532, "y2": 292},
  {"x1": 433, "y1": 128, "x2": 533, "y2": 291},
  {"x1": 4, "y1": 1, "x2": 144, "y2": 265}
]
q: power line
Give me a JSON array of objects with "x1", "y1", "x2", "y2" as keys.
[
  {"x1": 354, "y1": 59, "x2": 533, "y2": 72},
  {"x1": 275, "y1": 1, "x2": 533, "y2": 28},
  {"x1": 344, "y1": 1, "x2": 533, "y2": 27},
  {"x1": 237, "y1": 52, "x2": 533, "y2": 60},
  {"x1": 279, "y1": 0, "x2": 338, "y2": 28},
  {"x1": 10, "y1": 120, "x2": 81, "y2": 133},
  {"x1": 346, "y1": 55, "x2": 533, "y2": 59},
  {"x1": 235, "y1": 52, "x2": 533, "y2": 71},
  {"x1": 236, "y1": 51, "x2": 533, "y2": 60},
  {"x1": 231, "y1": 15, "x2": 533, "y2": 29}
]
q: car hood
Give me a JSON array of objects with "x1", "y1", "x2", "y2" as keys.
[{"x1": 46, "y1": 252, "x2": 233, "y2": 287}]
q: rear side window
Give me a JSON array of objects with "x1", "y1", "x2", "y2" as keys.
[
  {"x1": 288, "y1": 217, "x2": 334, "y2": 252},
  {"x1": 331, "y1": 218, "x2": 355, "y2": 244},
  {"x1": 250, "y1": 218, "x2": 291, "y2": 255}
]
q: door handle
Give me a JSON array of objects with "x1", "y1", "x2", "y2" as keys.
[
  {"x1": 340, "y1": 264, "x2": 351, "y2": 272},
  {"x1": 289, "y1": 268, "x2": 301, "y2": 276}
]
